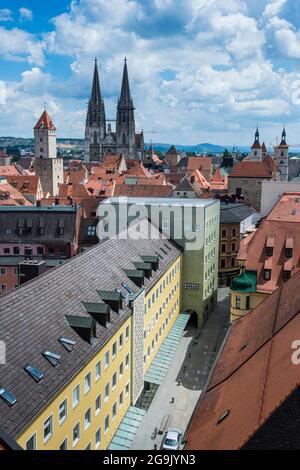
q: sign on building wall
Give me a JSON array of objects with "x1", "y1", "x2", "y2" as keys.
[{"x1": 184, "y1": 283, "x2": 200, "y2": 290}]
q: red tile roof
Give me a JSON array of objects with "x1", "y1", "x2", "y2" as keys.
[
  {"x1": 187, "y1": 157, "x2": 212, "y2": 180},
  {"x1": 185, "y1": 269, "x2": 300, "y2": 450},
  {"x1": 113, "y1": 184, "x2": 173, "y2": 198},
  {"x1": 34, "y1": 110, "x2": 56, "y2": 130},
  {"x1": 0, "y1": 165, "x2": 22, "y2": 177},
  {"x1": 6, "y1": 175, "x2": 41, "y2": 196},
  {"x1": 230, "y1": 161, "x2": 273, "y2": 179},
  {"x1": 239, "y1": 193, "x2": 300, "y2": 293}
]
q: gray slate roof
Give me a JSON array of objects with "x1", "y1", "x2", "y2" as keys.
[
  {"x1": 0, "y1": 206, "x2": 78, "y2": 245},
  {"x1": 0, "y1": 219, "x2": 181, "y2": 438},
  {"x1": 220, "y1": 203, "x2": 256, "y2": 224}
]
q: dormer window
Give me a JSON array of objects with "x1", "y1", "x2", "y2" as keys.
[
  {"x1": 266, "y1": 246, "x2": 273, "y2": 257},
  {"x1": 285, "y1": 248, "x2": 293, "y2": 258}
]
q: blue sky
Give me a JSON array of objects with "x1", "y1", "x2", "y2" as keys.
[{"x1": 1, "y1": 0, "x2": 300, "y2": 146}]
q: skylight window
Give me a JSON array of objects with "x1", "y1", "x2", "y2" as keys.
[
  {"x1": 0, "y1": 387, "x2": 17, "y2": 406},
  {"x1": 217, "y1": 410, "x2": 230, "y2": 425},
  {"x1": 24, "y1": 364, "x2": 44, "y2": 382},
  {"x1": 59, "y1": 337, "x2": 76, "y2": 352},
  {"x1": 115, "y1": 288, "x2": 126, "y2": 299},
  {"x1": 121, "y1": 283, "x2": 134, "y2": 294},
  {"x1": 42, "y1": 351, "x2": 61, "y2": 367}
]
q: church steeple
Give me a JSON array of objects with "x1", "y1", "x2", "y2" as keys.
[
  {"x1": 116, "y1": 58, "x2": 136, "y2": 157},
  {"x1": 119, "y1": 57, "x2": 132, "y2": 107},
  {"x1": 84, "y1": 59, "x2": 106, "y2": 162},
  {"x1": 280, "y1": 126, "x2": 288, "y2": 147},
  {"x1": 91, "y1": 58, "x2": 102, "y2": 104}
]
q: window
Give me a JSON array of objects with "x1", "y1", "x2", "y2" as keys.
[
  {"x1": 119, "y1": 362, "x2": 124, "y2": 378},
  {"x1": 284, "y1": 270, "x2": 291, "y2": 281},
  {"x1": 125, "y1": 325, "x2": 130, "y2": 340},
  {"x1": 112, "y1": 372, "x2": 117, "y2": 390},
  {"x1": 105, "y1": 415, "x2": 110, "y2": 434},
  {"x1": 95, "y1": 428, "x2": 101, "y2": 449},
  {"x1": 236, "y1": 296, "x2": 241, "y2": 309},
  {"x1": 3, "y1": 248, "x2": 10, "y2": 254},
  {"x1": 104, "y1": 351, "x2": 110, "y2": 369},
  {"x1": 221, "y1": 229, "x2": 226, "y2": 238},
  {"x1": 112, "y1": 402, "x2": 117, "y2": 420},
  {"x1": 37, "y1": 247, "x2": 43, "y2": 255},
  {"x1": 59, "y1": 438, "x2": 67, "y2": 450},
  {"x1": 119, "y1": 391, "x2": 124, "y2": 406},
  {"x1": 72, "y1": 423, "x2": 80, "y2": 447},
  {"x1": 95, "y1": 361, "x2": 101, "y2": 381},
  {"x1": 220, "y1": 259, "x2": 226, "y2": 269},
  {"x1": 59, "y1": 399, "x2": 67, "y2": 424},
  {"x1": 266, "y1": 247, "x2": 273, "y2": 257},
  {"x1": 264, "y1": 269, "x2": 271, "y2": 281},
  {"x1": 231, "y1": 257, "x2": 235, "y2": 267},
  {"x1": 112, "y1": 341, "x2": 117, "y2": 359},
  {"x1": 285, "y1": 248, "x2": 293, "y2": 258},
  {"x1": 43, "y1": 415, "x2": 53, "y2": 443},
  {"x1": 119, "y1": 333, "x2": 124, "y2": 349},
  {"x1": 84, "y1": 372, "x2": 91, "y2": 394},
  {"x1": 95, "y1": 394, "x2": 101, "y2": 415},
  {"x1": 221, "y1": 244, "x2": 226, "y2": 253},
  {"x1": 232, "y1": 243, "x2": 236, "y2": 252},
  {"x1": 26, "y1": 433, "x2": 37, "y2": 450},
  {"x1": 84, "y1": 408, "x2": 91, "y2": 430},
  {"x1": 0, "y1": 268, "x2": 5, "y2": 275},
  {"x1": 125, "y1": 353, "x2": 129, "y2": 368},
  {"x1": 232, "y1": 228, "x2": 237, "y2": 237},
  {"x1": 105, "y1": 383, "x2": 110, "y2": 402},
  {"x1": 87, "y1": 226, "x2": 96, "y2": 236},
  {"x1": 72, "y1": 384, "x2": 80, "y2": 409},
  {"x1": 246, "y1": 296, "x2": 250, "y2": 310},
  {"x1": 13, "y1": 247, "x2": 19, "y2": 255}
]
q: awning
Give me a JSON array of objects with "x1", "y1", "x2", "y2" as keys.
[
  {"x1": 144, "y1": 312, "x2": 191, "y2": 385},
  {"x1": 108, "y1": 406, "x2": 146, "y2": 450}
]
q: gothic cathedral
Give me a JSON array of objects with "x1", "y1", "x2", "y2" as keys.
[{"x1": 84, "y1": 59, "x2": 144, "y2": 162}]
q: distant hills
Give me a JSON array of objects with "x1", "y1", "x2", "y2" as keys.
[
  {"x1": 0, "y1": 137, "x2": 252, "y2": 154},
  {"x1": 151, "y1": 142, "x2": 251, "y2": 154}
]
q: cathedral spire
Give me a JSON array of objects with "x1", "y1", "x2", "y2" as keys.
[
  {"x1": 119, "y1": 57, "x2": 132, "y2": 106},
  {"x1": 91, "y1": 58, "x2": 102, "y2": 104}
]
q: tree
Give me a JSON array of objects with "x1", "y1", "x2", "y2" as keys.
[{"x1": 221, "y1": 148, "x2": 233, "y2": 168}]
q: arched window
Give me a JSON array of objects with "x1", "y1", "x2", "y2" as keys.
[{"x1": 122, "y1": 133, "x2": 126, "y2": 144}]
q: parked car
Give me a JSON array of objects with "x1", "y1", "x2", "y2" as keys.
[{"x1": 162, "y1": 428, "x2": 182, "y2": 450}]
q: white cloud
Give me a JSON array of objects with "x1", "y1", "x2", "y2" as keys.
[
  {"x1": 0, "y1": 9, "x2": 12, "y2": 22},
  {"x1": 19, "y1": 8, "x2": 33, "y2": 22},
  {"x1": 0, "y1": 27, "x2": 45, "y2": 65},
  {"x1": 1, "y1": 0, "x2": 300, "y2": 145},
  {"x1": 262, "y1": 0, "x2": 287, "y2": 19}
]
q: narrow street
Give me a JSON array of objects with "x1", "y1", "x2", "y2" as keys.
[{"x1": 131, "y1": 288, "x2": 231, "y2": 450}]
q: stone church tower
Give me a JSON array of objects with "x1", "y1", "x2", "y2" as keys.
[
  {"x1": 34, "y1": 110, "x2": 63, "y2": 197},
  {"x1": 250, "y1": 127, "x2": 262, "y2": 161},
  {"x1": 116, "y1": 58, "x2": 136, "y2": 158},
  {"x1": 84, "y1": 59, "x2": 106, "y2": 163},
  {"x1": 84, "y1": 58, "x2": 144, "y2": 162}
]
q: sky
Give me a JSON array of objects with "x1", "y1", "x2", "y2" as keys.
[{"x1": 1, "y1": 0, "x2": 300, "y2": 146}]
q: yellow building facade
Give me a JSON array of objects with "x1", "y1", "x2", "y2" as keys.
[{"x1": 15, "y1": 255, "x2": 182, "y2": 451}]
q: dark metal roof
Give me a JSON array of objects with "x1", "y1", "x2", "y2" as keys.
[
  {"x1": 0, "y1": 206, "x2": 79, "y2": 244},
  {"x1": 220, "y1": 203, "x2": 256, "y2": 224},
  {"x1": 0, "y1": 218, "x2": 181, "y2": 438}
]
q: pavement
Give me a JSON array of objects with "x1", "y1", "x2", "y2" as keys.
[{"x1": 131, "y1": 288, "x2": 231, "y2": 450}]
